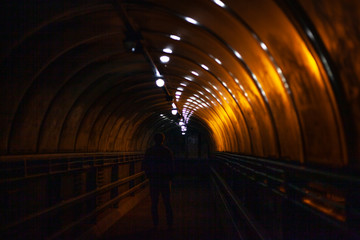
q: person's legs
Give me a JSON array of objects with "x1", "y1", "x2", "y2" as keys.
[
  {"x1": 150, "y1": 180, "x2": 160, "y2": 227},
  {"x1": 161, "y1": 181, "x2": 173, "y2": 228}
]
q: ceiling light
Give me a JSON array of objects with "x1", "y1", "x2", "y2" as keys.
[
  {"x1": 260, "y1": 42, "x2": 268, "y2": 50},
  {"x1": 185, "y1": 17, "x2": 198, "y2": 25},
  {"x1": 170, "y1": 35, "x2": 181, "y2": 41},
  {"x1": 215, "y1": 58, "x2": 222, "y2": 65},
  {"x1": 163, "y1": 48, "x2": 173, "y2": 54},
  {"x1": 234, "y1": 50, "x2": 242, "y2": 59},
  {"x1": 201, "y1": 64, "x2": 209, "y2": 70},
  {"x1": 177, "y1": 87, "x2": 184, "y2": 91},
  {"x1": 213, "y1": 0, "x2": 226, "y2": 8},
  {"x1": 180, "y1": 83, "x2": 187, "y2": 86},
  {"x1": 172, "y1": 109, "x2": 178, "y2": 115},
  {"x1": 160, "y1": 55, "x2": 170, "y2": 63},
  {"x1": 185, "y1": 76, "x2": 193, "y2": 81},
  {"x1": 156, "y1": 78, "x2": 165, "y2": 87},
  {"x1": 191, "y1": 71, "x2": 199, "y2": 76},
  {"x1": 172, "y1": 103, "x2": 176, "y2": 108}
]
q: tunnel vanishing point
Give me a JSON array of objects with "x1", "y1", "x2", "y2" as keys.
[{"x1": 1, "y1": 0, "x2": 360, "y2": 239}]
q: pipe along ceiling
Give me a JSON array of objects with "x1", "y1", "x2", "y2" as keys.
[{"x1": 1, "y1": 0, "x2": 359, "y2": 169}]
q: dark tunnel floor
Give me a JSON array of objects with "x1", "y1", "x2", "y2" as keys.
[{"x1": 101, "y1": 171, "x2": 225, "y2": 240}]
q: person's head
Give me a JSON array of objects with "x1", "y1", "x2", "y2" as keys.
[{"x1": 154, "y1": 133, "x2": 165, "y2": 145}]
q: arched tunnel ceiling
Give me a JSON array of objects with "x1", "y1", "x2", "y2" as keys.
[{"x1": 1, "y1": 0, "x2": 359, "y2": 168}]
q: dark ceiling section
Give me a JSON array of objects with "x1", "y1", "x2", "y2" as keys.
[{"x1": 1, "y1": 0, "x2": 359, "y2": 168}]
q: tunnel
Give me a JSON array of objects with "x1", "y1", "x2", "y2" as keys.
[{"x1": 1, "y1": 0, "x2": 360, "y2": 239}]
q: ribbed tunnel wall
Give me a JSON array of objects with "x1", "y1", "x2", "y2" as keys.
[{"x1": 1, "y1": 0, "x2": 360, "y2": 167}]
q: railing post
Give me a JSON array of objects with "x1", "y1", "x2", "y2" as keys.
[
  {"x1": 129, "y1": 156, "x2": 135, "y2": 195},
  {"x1": 86, "y1": 160, "x2": 97, "y2": 223},
  {"x1": 111, "y1": 164, "x2": 119, "y2": 208},
  {"x1": 346, "y1": 186, "x2": 360, "y2": 234}
]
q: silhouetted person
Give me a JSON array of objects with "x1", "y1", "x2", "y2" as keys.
[{"x1": 143, "y1": 133, "x2": 174, "y2": 229}]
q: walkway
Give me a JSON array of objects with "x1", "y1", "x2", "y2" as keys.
[{"x1": 102, "y1": 164, "x2": 225, "y2": 240}]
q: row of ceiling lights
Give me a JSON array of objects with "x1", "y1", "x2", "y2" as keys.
[
  {"x1": 153, "y1": 0, "x2": 279, "y2": 137},
  {"x1": 154, "y1": 34, "x2": 188, "y2": 135}
]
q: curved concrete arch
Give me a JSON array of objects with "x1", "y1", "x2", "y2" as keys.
[
  {"x1": 1, "y1": 0, "x2": 359, "y2": 169},
  {"x1": 124, "y1": 3, "x2": 283, "y2": 156},
  {"x1": 1, "y1": 3, "x2": 115, "y2": 60},
  {"x1": 58, "y1": 70, "x2": 153, "y2": 149},
  {"x1": 58, "y1": 71, "x2": 155, "y2": 152}
]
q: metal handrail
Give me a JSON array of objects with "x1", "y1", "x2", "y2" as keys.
[
  {"x1": 1, "y1": 172, "x2": 146, "y2": 233},
  {"x1": 216, "y1": 152, "x2": 360, "y2": 185},
  {"x1": 210, "y1": 166, "x2": 268, "y2": 240},
  {"x1": 220, "y1": 157, "x2": 346, "y2": 215},
  {"x1": 214, "y1": 152, "x2": 360, "y2": 237},
  {"x1": 48, "y1": 179, "x2": 148, "y2": 240},
  {"x1": 0, "y1": 151, "x2": 144, "y2": 160},
  {"x1": 1, "y1": 152, "x2": 147, "y2": 239},
  {"x1": 0, "y1": 152, "x2": 144, "y2": 183}
]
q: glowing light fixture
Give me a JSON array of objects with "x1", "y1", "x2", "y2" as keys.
[
  {"x1": 213, "y1": 0, "x2": 226, "y2": 8},
  {"x1": 177, "y1": 87, "x2": 184, "y2": 91},
  {"x1": 160, "y1": 55, "x2": 170, "y2": 63},
  {"x1": 172, "y1": 103, "x2": 176, "y2": 108},
  {"x1": 180, "y1": 83, "x2": 187, "y2": 86},
  {"x1": 306, "y1": 29, "x2": 315, "y2": 40},
  {"x1": 234, "y1": 50, "x2": 242, "y2": 59},
  {"x1": 163, "y1": 48, "x2": 173, "y2": 54},
  {"x1": 156, "y1": 78, "x2": 165, "y2": 87},
  {"x1": 201, "y1": 64, "x2": 209, "y2": 70},
  {"x1": 191, "y1": 71, "x2": 199, "y2": 76},
  {"x1": 215, "y1": 58, "x2": 222, "y2": 65},
  {"x1": 170, "y1": 35, "x2": 181, "y2": 41},
  {"x1": 185, "y1": 17, "x2": 198, "y2": 25},
  {"x1": 182, "y1": 132, "x2": 185, "y2": 135},
  {"x1": 171, "y1": 109, "x2": 178, "y2": 115},
  {"x1": 185, "y1": 76, "x2": 193, "y2": 81},
  {"x1": 260, "y1": 42, "x2": 268, "y2": 51}
]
